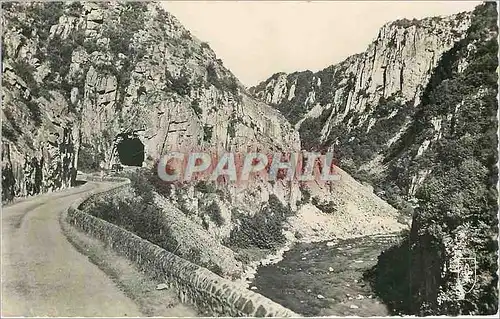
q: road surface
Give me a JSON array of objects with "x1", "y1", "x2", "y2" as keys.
[{"x1": 1, "y1": 180, "x2": 143, "y2": 317}]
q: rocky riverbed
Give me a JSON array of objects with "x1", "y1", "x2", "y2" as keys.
[{"x1": 248, "y1": 232, "x2": 404, "y2": 316}]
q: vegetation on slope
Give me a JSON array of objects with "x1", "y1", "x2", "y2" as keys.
[{"x1": 365, "y1": 3, "x2": 498, "y2": 315}]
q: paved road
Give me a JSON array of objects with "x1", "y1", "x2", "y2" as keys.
[{"x1": 1, "y1": 180, "x2": 143, "y2": 317}]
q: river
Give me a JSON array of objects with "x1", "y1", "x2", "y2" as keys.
[{"x1": 248, "y1": 233, "x2": 403, "y2": 316}]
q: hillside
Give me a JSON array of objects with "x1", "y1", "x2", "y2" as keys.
[
  {"x1": 250, "y1": 9, "x2": 472, "y2": 205},
  {"x1": 253, "y1": 3, "x2": 498, "y2": 315},
  {"x1": 1, "y1": 1, "x2": 299, "y2": 200}
]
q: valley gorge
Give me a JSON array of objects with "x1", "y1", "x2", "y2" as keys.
[
  {"x1": 253, "y1": 2, "x2": 498, "y2": 315},
  {"x1": 1, "y1": 1, "x2": 498, "y2": 317}
]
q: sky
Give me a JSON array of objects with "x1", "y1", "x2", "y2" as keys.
[{"x1": 162, "y1": 1, "x2": 481, "y2": 87}]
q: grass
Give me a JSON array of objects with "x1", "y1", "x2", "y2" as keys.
[{"x1": 60, "y1": 211, "x2": 197, "y2": 317}]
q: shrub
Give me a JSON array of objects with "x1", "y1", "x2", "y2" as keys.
[
  {"x1": 128, "y1": 170, "x2": 155, "y2": 204},
  {"x1": 203, "y1": 125, "x2": 213, "y2": 142},
  {"x1": 201, "y1": 215, "x2": 209, "y2": 230},
  {"x1": 90, "y1": 196, "x2": 179, "y2": 253},
  {"x1": 181, "y1": 31, "x2": 192, "y2": 40},
  {"x1": 226, "y1": 77, "x2": 239, "y2": 95},
  {"x1": 194, "y1": 180, "x2": 216, "y2": 193},
  {"x1": 2, "y1": 124, "x2": 18, "y2": 142},
  {"x1": 133, "y1": 165, "x2": 173, "y2": 198},
  {"x1": 234, "y1": 250, "x2": 251, "y2": 264},
  {"x1": 2, "y1": 165, "x2": 16, "y2": 202},
  {"x1": 205, "y1": 201, "x2": 225, "y2": 227},
  {"x1": 299, "y1": 106, "x2": 332, "y2": 151},
  {"x1": 166, "y1": 70, "x2": 190, "y2": 96},
  {"x1": 226, "y1": 194, "x2": 291, "y2": 250},
  {"x1": 24, "y1": 2, "x2": 64, "y2": 41},
  {"x1": 227, "y1": 118, "x2": 236, "y2": 138},
  {"x1": 206, "y1": 62, "x2": 220, "y2": 88},
  {"x1": 137, "y1": 86, "x2": 146, "y2": 97},
  {"x1": 300, "y1": 186, "x2": 311, "y2": 203},
  {"x1": 83, "y1": 39, "x2": 100, "y2": 53},
  {"x1": 77, "y1": 145, "x2": 103, "y2": 172},
  {"x1": 204, "y1": 261, "x2": 224, "y2": 276},
  {"x1": 10, "y1": 61, "x2": 43, "y2": 125},
  {"x1": 358, "y1": 88, "x2": 370, "y2": 98},
  {"x1": 190, "y1": 99, "x2": 202, "y2": 116},
  {"x1": 66, "y1": 2, "x2": 84, "y2": 17},
  {"x1": 311, "y1": 197, "x2": 337, "y2": 214}
]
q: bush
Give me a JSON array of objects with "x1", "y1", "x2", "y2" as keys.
[
  {"x1": 226, "y1": 77, "x2": 239, "y2": 95},
  {"x1": 166, "y1": 70, "x2": 190, "y2": 96},
  {"x1": 299, "y1": 106, "x2": 332, "y2": 151},
  {"x1": 181, "y1": 31, "x2": 192, "y2": 40},
  {"x1": 206, "y1": 62, "x2": 219, "y2": 88},
  {"x1": 10, "y1": 61, "x2": 43, "y2": 125},
  {"x1": 190, "y1": 99, "x2": 202, "y2": 116},
  {"x1": 23, "y1": 2, "x2": 64, "y2": 41},
  {"x1": 90, "y1": 196, "x2": 179, "y2": 253},
  {"x1": 227, "y1": 118, "x2": 236, "y2": 138},
  {"x1": 194, "y1": 180, "x2": 216, "y2": 193},
  {"x1": 148, "y1": 163, "x2": 173, "y2": 197},
  {"x1": 205, "y1": 201, "x2": 225, "y2": 227},
  {"x1": 127, "y1": 166, "x2": 173, "y2": 199},
  {"x1": 311, "y1": 197, "x2": 337, "y2": 214},
  {"x1": 77, "y1": 145, "x2": 103, "y2": 172},
  {"x1": 137, "y1": 86, "x2": 146, "y2": 97},
  {"x1": 46, "y1": 35, "x2": 74, "y2": 79},
  {"x1": 66, "y1": 2, "x2": 84, "y2": 17},
  {"x1": 226, "y1": 194, "x2": 291, "y2": 250},
  {"x1": 203, "y1": 125, "x2": 213, "y2": 142},
  {"x1": 300, "y1": 186, "x2": 311, "y2": 203},
  {"x1": 2, "y1": 124, "x2": 17, "y2": 142}
]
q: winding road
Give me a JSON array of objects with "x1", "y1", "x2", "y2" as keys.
[{"x1": 1, "y1": 179, "x2": 143, "y2": 317}]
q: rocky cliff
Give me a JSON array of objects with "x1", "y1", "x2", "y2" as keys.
[
  {"x1": 253, "y1": 3, "x2": 498, "y2": 315},
  {"x1": 250, "y1": 10, "x2": 472, "y2": 203},
  {"x1": 1, "y1": 1, "x2": 299, "y2": 201}
]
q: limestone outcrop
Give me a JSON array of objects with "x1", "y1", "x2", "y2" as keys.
[{"x1": 1, "y1": 2, "x2": 299, "y2": 201}]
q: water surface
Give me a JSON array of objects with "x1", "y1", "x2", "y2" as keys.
[{"x1": 250, "y1": 233, "x2": 402, "y2": 316}]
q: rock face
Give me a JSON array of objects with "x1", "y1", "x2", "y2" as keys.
[
  {"x1": 251, "y1": 12, "x2": 471, "y2": 124},
  {"x1": 254, "y1": 3, "x2": 498, "y2": 315},
  {"x1": 1, "y1": 2, "x2": 299, "y2": 200},
  {"x1": 250, "y1": 10, "x2": 472, "y2": 197}
]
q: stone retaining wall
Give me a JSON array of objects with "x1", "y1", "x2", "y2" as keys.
[{"x1": 66, "y1": 178, "x2": 299, "y2": 317}]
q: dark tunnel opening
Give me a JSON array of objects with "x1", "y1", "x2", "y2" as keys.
[{"x1": 116, "y1": 136, "x2": 145, "y2": 167}]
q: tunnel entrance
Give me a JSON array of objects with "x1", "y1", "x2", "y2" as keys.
[{"x1": 116, "y1": 135, "x2": 145, "y2": 167}]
